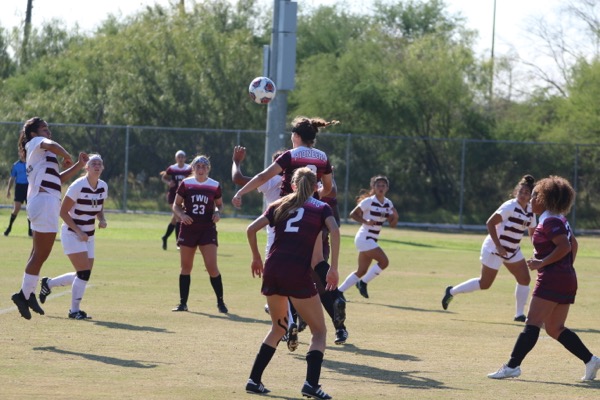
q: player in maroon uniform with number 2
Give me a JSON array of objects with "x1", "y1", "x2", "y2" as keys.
[
  {"x1": 171, "y1": 155, "x2": 227, "y2": 314},
  {"x1": 245, "y1": 167, "x2": 339, "y2": 400}
]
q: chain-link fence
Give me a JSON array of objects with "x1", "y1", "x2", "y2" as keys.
[{"x1": 2, "y1": 121, "x2": 599, "y2": 231}]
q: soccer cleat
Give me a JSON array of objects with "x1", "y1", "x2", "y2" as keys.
[
  {"x1": 161, "y1": 236, "x2": 167, "y2": 250},
  {"x1": 356, "y1": 280, "x2": 369, "y2": 299},
  {"x1": 333, "y1": 296, "x2": 346, "y2": 327},
  {"x1": 514, "y1": 315, "x2": 526, "y2": 322},
  {"x1": 28, "y1": 293, "x2": 45, "y2": 315},
  {"x1": 287, "y1": 322, "x2": 299, "y2": 352},
  {"x1": 39, "y1": 277, "x2": 52, "y2": 304},
  {"x1": 11, "y1": 291, "x2": 32, "y2": 320},
  {"x1": 301, "y1": 381, "x2": 332, "y2": 399},
  {"x1": 246, "y1": 379, "x2": 270, "y2": 394},
  {"x1": 296, "y1": 314, "x2": 307, "y2": 333},
  {"x1": 4, "y1": 228, "x2": 10, "y2": 236},
  {"x1": 441, "y1": 286, "x2": 453, "y2": 310},
  {"x1": 217, "y1": 301, "x2": 229, "y2": 314},
  {"x1": 582, "y1": 355, "x2": 600, "y2": 381},
  {"x1": 487, "y1": 364, "x2": 521, "y2": 379},
  {"x1": 334, "y1": 328, "x2": 348, "y2": 345},
  {"x1": 68, "y1": 310, "x2": 92, "y2": 320},
  {"x1": 172, "y1": 303, "x2": 188, "y2": 312},
  {"x1": 263, "y1": 304, "x2": 270, "y2": 314}
]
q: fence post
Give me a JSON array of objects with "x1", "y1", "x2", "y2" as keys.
[
  {"x1": 343, "y1": 133, "x2": 351, "y2": 225},
  {"x1": 572, "y1": 144, "x2": 579, "y2": 230},
  {"x1": 458, "y1": 139, "x2": 466, "y2": 228},
  {"x1": 122, "y1": 126, "x2": 130, "y2": 212}
]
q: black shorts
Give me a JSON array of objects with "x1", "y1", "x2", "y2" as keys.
[{"x1": 14, "y1": 183, "x2": 27, "y2": 203}]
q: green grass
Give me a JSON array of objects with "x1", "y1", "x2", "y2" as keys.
[{"x1": 1, "y1": 210, "x2": 599, "y2": 399}]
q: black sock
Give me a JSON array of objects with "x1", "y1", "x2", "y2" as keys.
[
  {"x1": 249, "y1": 343, "x2": 276, "y2": 383},
  {"x1": 313, "y1": 261, "x2": 336, "y2": 323},
  {"x1": 305, "y1": 350, "x2": 324, "y2": 387},
  {"x1": 179, "y1": 274, "x2": 190, "y2": 305},
  {"x1": 7, "y1": 214, "x2": 17, "y2": 230},
  {"x1": 507, "y1": 324, "x2": 540, "y2": 368},
  {"x1": 164, "y1": 223, "x2": 175, "y2": 238},
  {"x1": 557, "y1": 328, "x2": 593, "y2": 363},
  {"x1": 210, "y1": 274, "x2": 224, "y2": 303}
]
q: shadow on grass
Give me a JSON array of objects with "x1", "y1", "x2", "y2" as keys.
[
  {"x1": 43, "y1": 315, "x2": 175, "y2": 333},
  {"x1": 323, "y1": 357, "x2": 451, "y2": 390},
  {"x1": 33, "y1": 346, "x2": 158, "y2": 368},
  {"x1": 358, "y1": 301, "x2": 448, "y2": 314},
  {"x1": 91, "y1": 320, "x2": 175, "y2": 333},
  {"x1": 188, "y1": 310, "x2": 271, "y2": 326},
  {"x1": 328, "y1": 343, "x2": 420, "y2": 362},
  {"x1": 511, "y1": 378, "x2": 600, "y2": 389}
]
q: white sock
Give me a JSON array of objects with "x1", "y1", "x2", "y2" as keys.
[
  {"x1": 515, "y1": 284, "x2": 530, "y2": 317},
  {"x1": 70, "y1": 277, "x2": 88, "y2": 312},
  {"x1": 338, "y1": 273, "x2": 360, "y2": 292},
  {"x1": 450, "y1": 278, "x2": 481, "y2": 295},
  {"x1": 48, "y1": 272, "x2": 77, "y2": 288},
  {"x1": 362, "y1": 264, "x2": 383, "y2": 284},
  {"x1": 21, "y1": 273, "x2": 39, "y2": 299}
]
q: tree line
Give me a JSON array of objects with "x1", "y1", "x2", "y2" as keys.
[{"x1": 1, "y1": 0, "x2": 599, "y2": 227}]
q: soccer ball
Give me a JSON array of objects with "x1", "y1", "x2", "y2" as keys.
[{"x1": 248, "y1": 77, "x2": 276, "y2": 104}]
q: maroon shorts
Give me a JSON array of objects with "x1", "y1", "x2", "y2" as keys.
[
  {"x1": 167, "y1": 191, "x2": 176, "y2": 205},
  {"x1": 261, "y1": 254, "x2": 318, "y2": 299},
  {"x1": 533, "y1": 267, "x2": 577, "y2": 304},
  {"x1": 177, "y1": 225, "x2": 218, "y2": 248}
]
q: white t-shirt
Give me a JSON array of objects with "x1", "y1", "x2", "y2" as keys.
[
  {"x1": 355, "y1": 195, "x2": 395, "y2": 242},
  {"x1": 25, "y1": 136, "x2": 62, "y2": 200},
  {"x1": 482, "y1": 198, "x2": 536, "y2": 258}
]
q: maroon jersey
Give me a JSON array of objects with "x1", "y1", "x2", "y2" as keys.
[
  {"x1": 275, "y1": 147, "x2": 332, "y2": 196},
  {"x1": 176, "y1": 177, "x2": 222, "y2": 227},
  {"x1": 532, "y1": 213, "x2": 577, "y2": 303},
  {"x1": 165, "y1": 163, "x2": 192, "y2": 203},
  {"x1": 261, "y1": 197, "x2": 333, "y2": 298}
]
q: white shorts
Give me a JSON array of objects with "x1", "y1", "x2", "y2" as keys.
[
  {"x1": 354, "y1": 234, "x2": 380, "y2": 252},
  {"x1": 61, "y1": 224, "x2": 95, "y2": 257},
  {"x1": 27, "y1": 193, "x2": 60, "y2": 233},
  {"x1": 480, "y1": 237, "x2": 525, "y2": 270}
]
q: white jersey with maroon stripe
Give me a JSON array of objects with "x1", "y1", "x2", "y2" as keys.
[
  {"x1": 62, "y1": 176, "x2": 108, "y2": 236},
  {"x1": 25, "y1": 136, "x2": 62, "y2": 200},
  {"x1": 355, "y1": 195, "x2": 395, "y2": 243},
  {"x1": 482, "y1": 198, "x2": 536, "y2": 259}
]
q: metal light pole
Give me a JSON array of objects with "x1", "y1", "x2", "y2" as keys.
[
  {"x1": 264, "y1": 0, "x2": 297, "y2": 168},
  {"x1": 490, "y1": 0, "x2": 497, "y2": 102}
]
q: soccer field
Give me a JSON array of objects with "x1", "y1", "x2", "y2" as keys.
[{"x1": 1, "y1": 211, "x2": 599, "y2": 399}]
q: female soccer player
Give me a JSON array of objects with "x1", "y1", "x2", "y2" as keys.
[
  {"x1": 232, "y1": 116, "x2": 347, "y2": 347},
  {"x1": 338, "y1": 175, "x2": 398, "y2": 299},
  {"x1": 160, "y1": 150, "x2": 191, "y2": 250},
  {"x1": 39, "y1": 154, "x2": 108, "y2": 320},
  {"x1": 442, "y1": 175, "x2": 536, "y2": 321},
  {"x1": 245, "y1": 167, "x2": 339, "y2": 399},
  {"x1": 11, "y1": 117, "x2": 88, "y2": 320},
  {"x1": 171, "y1": 155, "x2": 227, "y2": 313},
  {"x1": 488, "y1": 176, "x2": 600, "y2": 380}
]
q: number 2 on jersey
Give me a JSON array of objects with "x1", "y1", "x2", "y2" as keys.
[{"x1": 284, "y1": 208, "x2": 305, "y2": 232}]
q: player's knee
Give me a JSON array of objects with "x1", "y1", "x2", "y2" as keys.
[{"x1": 77, "y1": 269, "x2": 92, "y2": 281}]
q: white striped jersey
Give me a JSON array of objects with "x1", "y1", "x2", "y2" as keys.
[
  {"x1": 489, "y1": 198, "x2": 536, "y2": 258},
  {"x1": 355, "y1": 195, "x2": 395, "y2": 242},
  {"x1": 25, "y1": 136, "x2": 62, "y2": 200},
  {"x1": 62, "y1": 176, "x2": 108, "y2": 236}
]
